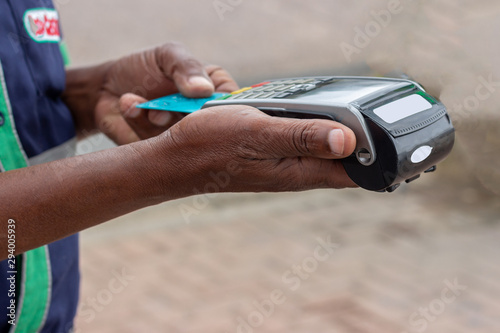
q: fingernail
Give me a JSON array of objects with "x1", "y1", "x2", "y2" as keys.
[
  {"x1": 188, "y1": 76, "x2": 213, "y2": 90},
  {"x1": 125, "y1": 104, "x2": 141, "y2": 118},
  {"x1": 328, "y1": 129, "x2": 345, "y2": 156},
  {"x1": 150, "y1": 111, "x2": 172, "y2": 126}
]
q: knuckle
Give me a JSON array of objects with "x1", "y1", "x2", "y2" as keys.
[
  {"x1": 99, "y1": 118, "x2": 115, "y2": 134},
  {"x1": 171, "y1": 58, "x2": 204, "y2": 79},
  {"x1": 154, "y1": 41, "x2": 192, "y2": 74},
  {"x1": 117, "y1": 93, "x2": 135, "y2": 111},
  {"x1": 159, "y1": 41, "x2": 184, "y2": 53},
  {"x1": 181, "y1": 58, "x2": 204, "y2": 71},
  {"x1": 205, "y1": 64, "x2": 225, "y2": 75},
  {"x1": 272, "y1": 158, "x2": 324, "y2": 192},
  {"x1": 289, "y1": 122, "x2": 317, "y2": 155}
]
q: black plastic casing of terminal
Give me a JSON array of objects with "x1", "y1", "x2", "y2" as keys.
[
  {"x1": 259, "y1": 84, "x2": 455, "y2": 192},
  {"x1": 342, "y1": 85, "x2": 455, "y2": 191}
]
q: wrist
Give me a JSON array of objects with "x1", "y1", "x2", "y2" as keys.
[
  {"x1": 126, "y1": 134, "x2": 191, "y2": 203},
  {"x1": 143, "y1": 130, "x2": 225, "y2": 201}
]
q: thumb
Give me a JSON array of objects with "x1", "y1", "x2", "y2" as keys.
[
  {"x1": 119, "y1": 92, "x2": 148, "y2": 118},
  {"x1": 118, "y1": 93, "x2": 173, "y2": 139},
  {"x1": 154, "y1": 43, "x2": 215, "y2": 97},
  {"x1": 178, "y1": 75, "x2": 215, "y2": 98},
  {"x1": 260, "y1": 117, "x2": 357, "y2": 160}
]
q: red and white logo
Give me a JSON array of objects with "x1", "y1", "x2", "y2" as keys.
[{"x1": 23, "y1": 9, "x2": 61, "y2": 43}]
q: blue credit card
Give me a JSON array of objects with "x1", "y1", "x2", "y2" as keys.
[{"x1": 136, "y1": 93, "x2": 229, "y2": 113}]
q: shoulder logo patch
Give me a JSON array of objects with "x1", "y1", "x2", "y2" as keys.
[{"x1": 23, "y1": 8, "x2": 61, "y2": 43}]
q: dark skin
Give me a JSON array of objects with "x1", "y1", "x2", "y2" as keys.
[{"x1": 0, "y1": 43, "x2": 356, "y2": 260}]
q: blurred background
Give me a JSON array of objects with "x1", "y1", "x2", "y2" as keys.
[{"x1": 57, "y1": 1, "x2": 500, "y2": 332}]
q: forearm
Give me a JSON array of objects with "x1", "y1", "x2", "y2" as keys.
[
  {"x1": 62, "y1": 62, "x2": 114, "y2": 137},
  {"x1": 0, "y1": 104, "x2": 358, "y2": 259},
  {"x1": 0, "y1": 139, "x2": 174, "y2": 259}
]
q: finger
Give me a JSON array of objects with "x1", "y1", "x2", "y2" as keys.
[
  {"x1": 98, "y1": 112, "x2": 140, "y2": 145},
  {"x1": 197, "y1": 106, "x2": 356, "y2": 159},
  {"x1": 276, "y1": 157, "x2": 358, "y2": 190},
  {"x1": 249, "y1": 113, "x2": 357, "y2": 160},
  {"x1": 95, "y1": 94, "x2": 140, "y2": 145},
  {"x1": 205, "y1": 65, "x2": 239, "y2": 93},
  {"x1": 148, "y1": 109, "x2": 185, "y2": 127},
  {"x1": 155, "y1": 43, "x2": 214, "y2": 98},
  {"x1": 316, "y1": 160, "x2": 358, "y2": 188},
  {"x1": 119, "y1": 93, "x2": 173, "y2": 139}
]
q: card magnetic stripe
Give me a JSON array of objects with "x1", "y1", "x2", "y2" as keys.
[{"x1": 0, "y1": 60, "x2": 51, "y2": 333}]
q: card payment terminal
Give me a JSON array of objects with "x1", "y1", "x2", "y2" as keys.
[{"x1": 202, "y1": 76, "x2": 455, "y2": 192}]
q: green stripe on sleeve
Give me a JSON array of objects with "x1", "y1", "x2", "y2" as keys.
[
  {"x1": 0, "y1": 61, "x2": 52, "y2": 332},
  {"x1": 13, "y1": 247, "x2": 51, "y2": 333},
  {"x1": 0, "y1": 62, "x2": 29, "y2": 171},
  {"x1": 59, "y1": 41, "x2": 71, "y2": 66}
]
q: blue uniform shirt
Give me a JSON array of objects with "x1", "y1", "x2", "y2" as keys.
[{"x1": 0, "y1": 0, "x2": 79, "y2": 332}]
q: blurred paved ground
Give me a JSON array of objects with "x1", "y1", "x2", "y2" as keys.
[
  {"x1": 55, "y1": 1, "x2": 500, "y2": 332},
  {"x1": 72, "y1": 149, "x2": 500, "y2": 333}
]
